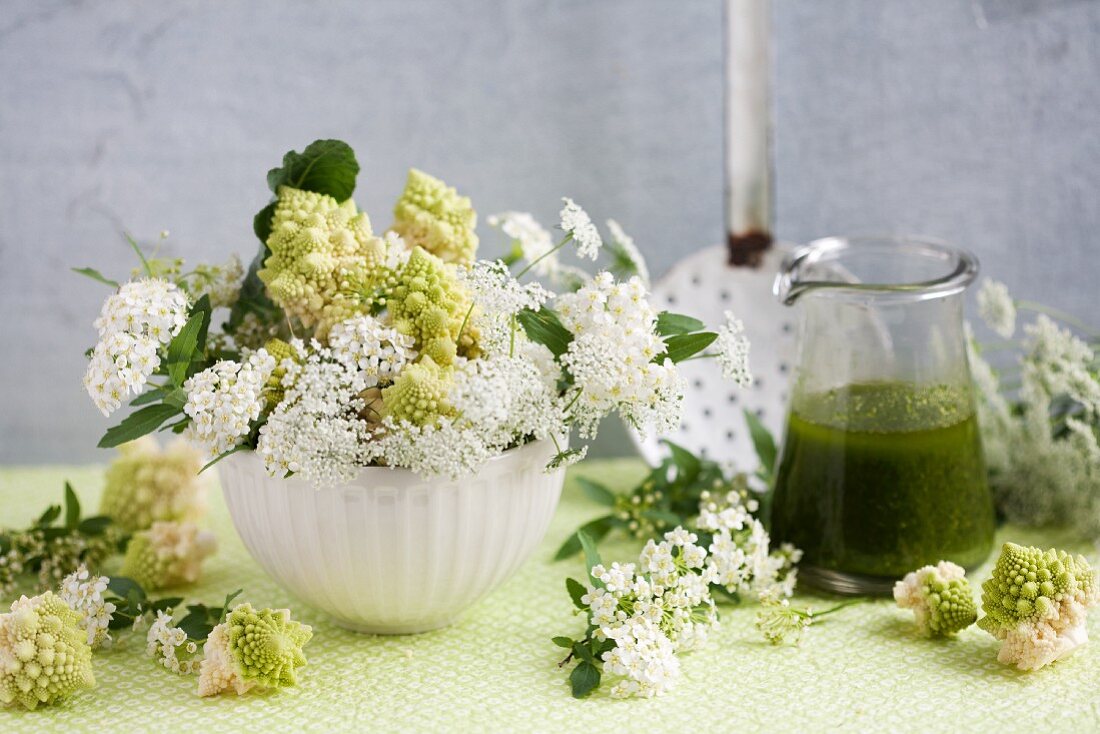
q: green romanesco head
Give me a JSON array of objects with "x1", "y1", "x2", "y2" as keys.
[
  {"x1": 258, "y1": 186, "x2": 396, "y2": 338},
  {"x1": 977, "y1": 542, "x2": 1098, "y2": 635},
  {"x1": 262, "y1": 338, "x2": 300, "y2": 410},
  {"x1": 224, "y1": 603, "x2": 312, "y2": 689},
  {"x1": 99, "y1": 436, "x2": 205, "y2": 533},
  {"x1": 120, "y1": 522, "x2": 217, "y2": 590},
  {"x1": 381, "y1": 356, "x2": 455, "y2": 426},
  {"x1": 387, "y1": 246, "x2": 479, "y2": 365},
  {"x1": 893, "y1": 561, "x2": 977, "y2": 637},
  {"x1": 0, "y1": 591, "x2": 95, "y2": 710},
  {"x1": 390, "y1": 168, "x2": 479, "y2": 265}
]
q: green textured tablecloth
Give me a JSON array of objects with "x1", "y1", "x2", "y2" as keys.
[{"x1": 2, "y1": 461, "x2": 1099, "y2": 733}]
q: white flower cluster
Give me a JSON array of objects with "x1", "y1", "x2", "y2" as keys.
[
  {"x1": 258, "y1": 343, "x2": 372, "y2": 487},
  {"x1": 559, "y1": 198, "x2": 603, "y2": 260},
  {"x1": 146, "y1": 609, "x2": 199, "y2": 675},
  {"x1": 488, "y1": 211, "x2": 559, "y2": 277},
  {"x1": 365, "y1": 354, "x2": 564, "y2": 478},
  {"x1": 190, "y1": 254, "x2": 245, "y2": 309},
  {"x1": 328, "y1": 314, "x2": 416, "y2": 388},
  {"x1": 458, "y1": 260, "x2": 551, "y2": 355},
  {"x1": 59, "y1": 565, "x2": 116, "y2": 648},
  {"x1": 698, "y1": 488, "x2": 801, "y2": 600},
  {"x1": 83, "y1": 279, "x2": 190, "y2": 416},
  {"x1": 183, "y1": 349, "x2": 276, "y2": 458},
  {"x1": 556, "y1": 273, "x2": 684, "y2": 439},
  {"x1": 977, "y1": 278, "x2": 1016, "y2": 340},
  {"x1": 715, "y1": 311, "x2": 752, "y2": 387}
]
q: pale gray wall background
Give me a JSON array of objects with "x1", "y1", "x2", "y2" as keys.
[{"x1": 1, "y1": 0, "x2": 1097, "y2": 464}]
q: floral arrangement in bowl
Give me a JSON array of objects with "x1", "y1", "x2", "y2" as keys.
[{"x1": 76, "y1": 139, "x2": 750, "y2": 631}]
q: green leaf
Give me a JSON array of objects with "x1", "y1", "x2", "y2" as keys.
[
  {"x1": 744, "y1": 409, "x2": 777, "y2": 477},
  {"x1": 552, "y1": 636, "x2": 574, "y2": 649},
  {"x1": 577, "y1": 530, "x2": 603, "y2": 584},
  {"x1": 97, "y1": 404, "x2": 183, "y2": 448},
  {"x1": 661, "y1": 332, "x2": 718, "y2": 363},
  {"x1": 149, "y1": 597, "x2": 184, "y2": 613},
  {"x1": 36, "y1": 504, "x2": 61, "y2": 528},
  {"x1": 176, "y1": 609, "x2": 216, "y2": 641},
  {"x1": 165, "y1": 311, "x2": 205, "y2": 386},
  {"x1": 107, "y1": 576, "x2": 146, "y2": 602},
  {"x1": 125, "y1": 233, "x2": 154, "y2": 277},
  {"x1": 130, "y1": 387, "x2": 167, "y2": 407},
  {"x1": 565, "y1": 577, "x2": 588, "y2": 610},
  {"x1": 576, "y1": 477, "x2": 617, "y2": 507},
  {"x1": 63, "y1": 482, "x2": 80, "y2": 530},
  {"x1": 656, "y1": 311, "x2": 705, "y2": 336},
  {"x1": 253, "y1": 201, "x2": 278, "y2": 246},
  {"x1": 78, "y1": 516, "x2": 112, "y2": 535},
  {"x1": 72, "y1": 267, "x2": 120, "y2": 288},
  {"x1": 572, "y1": 641, "x2": 595, "y2": 664},
  {"x1": 226, "y1": 246, "x2": 281, "y2": 331},
  {"x1": 219, "y1": 589, "x2": 244, "y2": 623},
  {"x1": 190, "y1": 294, "x2": 213, "y2": 355},
  {"x1": 516, "y1": 308, "x2": 573, "y2": 358},
  {"x1": 570, "y1": 661, "x2": 601, "y2": 698},
  {"x1": 641, "y1": 509, "x2": 682, "y2": 527},
  {"x1": 266, "y1": 139, "x2": 360, "y2": 201},
  {"x1": 554, "y1": 516, "x2": 613, "y2": 560},
  {"x1": 661, "y1": 438, "x2": 701, "y2": 480}
]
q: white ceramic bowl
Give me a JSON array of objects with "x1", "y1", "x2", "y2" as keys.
[{"x1": 218, "y1": 439, "x2": 566, "y2": 634}]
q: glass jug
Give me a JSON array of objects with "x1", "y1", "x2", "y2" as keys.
[{"x1": 770, "y1": 235, "x2": 994, "y2": 595}]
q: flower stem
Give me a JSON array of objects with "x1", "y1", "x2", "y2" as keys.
[
  {"x1": 515, "y1": 234, "x2": 573, "y2": 280},
  {"x1": 1017, "y1": 300, "x2": 1098, "y2": 337},
  {"x1": 809, "y1": 599, "x2": 861, "y2": 619},
  {"x1": 456, "y1": 303, "x2": 476, "y2": 348}
]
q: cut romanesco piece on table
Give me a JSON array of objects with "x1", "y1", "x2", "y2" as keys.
[
  {"x1": 387, "y1": 246, "x2": 479, "y2": 365},
  {"x1": 99, "y1": 436, "x2": 205, "y2": 533},
  {"x1": 197, "y1": 603, "x2": 312, "y2": 697},
  {"x1": 390, "y1": 168, "x2": 479, "y2": 265},
  {"x1": 258, "y1": 185, "x2": 396, "y2": 338},
  {"x1": 977, "y1": 542, "x2": 1100, "y2": 671},
  {"x1": 893, "y1": 561, "x2": 977, "y2": 637},
  {"x1": 0, "y1": 591, "x2": 95, "y2": 710},
  {"x1": 120, "y1": 521, "x2": 217, "y2": 590}
]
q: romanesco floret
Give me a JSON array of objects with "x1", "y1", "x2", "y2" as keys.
[
  {"x1": 263, "y1": 337, "x2": 300, "y2": 410},
  {"x1": 381, "y1": 355, "x2": 455, "y2": 426},
  {"x1": 387, "y1": 247, "x2": 479, "y2": 365},
  {"x1": 99, "y1": 436, "x2": 205, "y2": 533},
  {"x1": 197, "y1": 603, "x2": 312, "y2": 697},
  {"x1": 0, "y1": 591, "x2": 95, "y2": 710},
  {"x1": 120, "y1": 521, "x2": 217, "y2": 590},
  {"x1": 390, "y1": 168, "x2": 479, "y2": 265},
  {"x1": 977, "y1": 542, "x2": 1099, "y2": 670},
  {"x1": 258, "y1": 186, "x2": 394, "y2": 337},
  {"x1": 893, "y1": 561, "x2": 977, "y2": 637}
]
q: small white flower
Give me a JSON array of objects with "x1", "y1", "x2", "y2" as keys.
[
  {"x1": 559, "y1": 198, "x2": 602, "y2": 260},
  {"x1": 328, "y1": 314, "x2": 416, "y2": 388},
  {"x1": 59, "y1": 564, "x2": 116, "y2": 648},
  {"x1": 184, "y1": 349, "x2": 276, "y2": 458},
  {"x1": 715, "y1": 311, "x2": 752, "y2": 387},
  {"x1": 977, "y1": 279, "x2": 1017, "y2": 340},
  {"x1": 488, "y1": 211, "x2": 559, "y2": 277}
]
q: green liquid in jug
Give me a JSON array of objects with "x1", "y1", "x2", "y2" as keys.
[{"x1": 771, "y1": 382, "x2": 994, "y2": 582}]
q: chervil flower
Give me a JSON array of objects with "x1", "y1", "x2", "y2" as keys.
[
  {"x1": 184, "y1": 350, "x2": 276, "y2": 458},
  {"x1": 556, "y1": 273, "x2": 684, "y2": 440},
  {"x1": 459, "y1": 259, "x2": 550, "y2": 319},
  {"x1": 715, "y1": 311, "x2": 752, "y2": 387},
  {"x1": 257, "y1": 345, "x2": 372, "y2": 487},
  {"x1": 488, "y1": 211, "x2": 559, "y2": 277},
  {"x1": 328, "y1": 314, "x2": 417, "y2": 388},
  {"x1": 977, "y1": 279, "x2": 1016, "y2": 339},
  {"x1": 559, "y1": 198, "x2": 602, "y2": 260},
  {"x1": 59, "y1": 565, "x2": 116, "y2": 648},
  {"x1": 755, "y1": 598, "x2": 813, "y2": 645},
  {"x1": 605, "y1": 219, "x2": 649, "y2": 287}
]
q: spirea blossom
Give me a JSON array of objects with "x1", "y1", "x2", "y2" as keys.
[
  {"x1": 146, "y1": 610, "x2": 198, "y2": 675},
  {"x1": 328, "y1": 314, "x2": 416, "y2": 388},
  {"x1": 257, "y1": 344, "x2": 372, "y2": 487},
  {"x1": 559, "y1": 198, "x2": 602, "y2": 260},
  {"x1": 977, "y1": 279, "x2": 1016, "y2": 339},
  {"x1": 83, "y1": 278, "x2": 190, "y2": 415},
  {"x1": 488, "y1": 211, "x2": 558, "y2": 276},
  {"x1": 59, "y1": 565, "x2": 116, "y2": 648},
  {"x1": 715, "y1": 311, "x2": 752, "y2": 387},
  {"x1": 183, "y1": 350, "x2": 276, "y2": 457},
  {"x1": 556, "y1": 273, "x2": 684, "y2": 440},
  {"x1": 601, "y1": 616, "x2": 680, "y2": 699}
]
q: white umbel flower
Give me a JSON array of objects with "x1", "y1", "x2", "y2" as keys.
[
  {"x1": 328, "y1": 315, "x2": 416, "y2": 388},
  {"x1": 977, "y1": 279, "x2": 1017, "y2": 340},
  {"x1": 59, "y1": 565, "x2": 116, "y2": 648},
  {"x1": 559, "y1": 198, "x2": 602, "y2": 260},
  {"x1": 715, "y1": 311, "x2": 752, "y2": 387},
  {"x1": 487, "y1": 211, "x2": 559, "y2": 277},
  {"x1": 183, "y1": 350, "x2": 276, "y2": 457}
]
